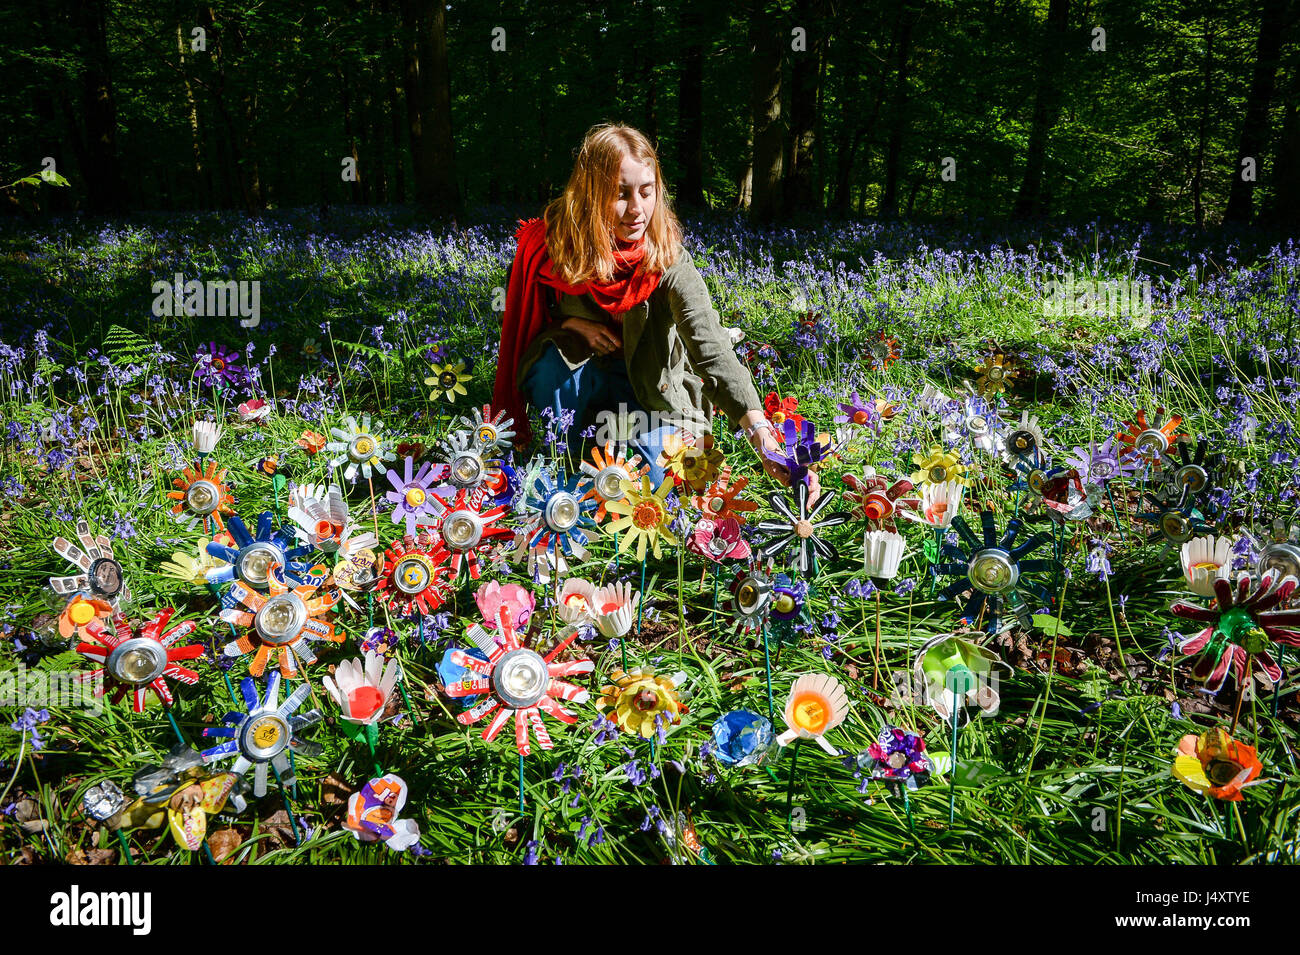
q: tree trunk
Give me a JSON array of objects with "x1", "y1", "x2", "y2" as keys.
[
  {"x1": 785, "y1": 0, "x2": 825, "y2": 215},
  {"x1": 676, "y1": 3, "x2": 706, "y2": 208},
  {"x1": 1192, "y1": 18, "x2": 1216, "y2": 229},
  {"x1": 74, "y1": 0, "x2": 121, "y2": 213},
  {"x1": 176, "y1": 21, "x2": 208, "y2": 207},
  {"x1": 1224, "y1": 0, "x2": 1289, "y2": 222},
  {"x1": 748, "y1": 7, "x2": 783, "y2": 224},
  {"x1": 1012, "y1": 0, "x2": 1070, "y2": 218},
  {"x1": 401, "y1": 0, "x2": 459, "y2": 216},
  {"x1": 880, "y1": 1, "x2": 918, "y2": 219}
]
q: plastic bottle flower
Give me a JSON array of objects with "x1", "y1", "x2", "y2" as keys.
[
  {"x1": 1181, "y1": 535, "x2": 1232, "y2": 597},
  {"x1": 237, "y1": 398, "x2": 270, "y2": 422},
  {"x1": 475, "y1": 580, "x2": 536, "y2": 633},
  {"x1": 763, "y1": 419, "x2": 832, "y2": 487},
  {"x1": 931, "y1": 512, "x2": 1058, "y2": 632},
  {"x1": 326, "y1": 413, "x2": 397, "y2": 483},
  {"x1": 973, "y1": 352, "x2": 1017, "y2": 397},
  {"x1": 1169, "y1": 570, "x2": 1300, "y2": 692},
  {"x1": 206, "y1": 512, "x2": 313, "y2": 592},
  {"x1": 943, "y1": 394, "x2": 1006, "y2": 455},
  {"x1": 344, "y1": 774, "x2": 422, "y2": 851},
  {"x1": 449, "y1": 603, "x2": 593, "y2": 756},
  {"x1": 599, "y1": 667, "x2": 689, "y2": 739},
  {"x1": 457, "y1": 404, "x2": 516, "y2": 453},
  {"x1": 324, "y1": 651, "x2": 400, "y2": 738},
  {"x1": 76, "y1": 609, "x2": 203, "y2": 712},
  {"x1": 287, "y1": 482, "x2": 376, "y2": 557},
  {"x1": 776, "y1": 673, "x2": 848, "y2": 754},
  {"x1": 1172, "y1": 728, "x2": 1263, "y2": 802},
  {"x1": 1115, "y1": 408, "x2": 1185, "y2": 465},
  {"x1": 858, "y1": 725, "x2": 933, "y2": 788},
  {"x1": 754, "y1": 482, "x2": 851, "y2": 573},
  {"x1": 193, "y1": 420, "x2": 223, "y2": 454},
  {"x1": 865, "y1": 333, "x2": 901, "y2": 371},
  {"x1": 912, "y1": 633, "x2": 1005, "y2": 723},
  {"x1": 50, "y1": 520, "x2": 131, "y2": 607},
  {"x1": 664, "y1": 434, "x2": 725, "y2": 493},
  {"x1": 161, "y1": 538, "x2": 231, "y2": 586},
  {"x1": 555, "y1": 578, "x2": 596, "y2": 626},
  {"x1": 376, "y1": 532, "x2": 454, "y2": 617},
  {"x1": 863, "y1": 530, "x2": 905, "y2": 579},
  {"x1": 841, "y1": 466, "x2": 914, "y2": 531},
  {"x1": 167, "y1": 459, "x2": 235, "y2": 534},
  {"x1": 194, "y1": 342, "x2": 245, "y2": 388},
  {"x1": 424, "y1": 487, "x2": 512, "y2": 581},
  {"x1": 835, "y1": 391, "x2": 882, "y2": 432},
  {"x1": 604, "y1": 475, "x2": 679, "y2": 561},
  {"x1": 710, "y1": 710, "x2": 776, "y2": 767},
  {"x1": 516, "y1": 466, "x2": 598, "y2": 578},
  {"x1": 425, "y1": 359, "x2": 471, "y2": 402},
  {"x1": 58, "y1": 594, "x2": 114, "y2": 640},
  {"x1": 692, "y1": 466, "x2": 758, "y2": 524},
  {"x1": 220, "y1": 562, "x2": 341, "y2": 677},
  {"x1": 688, "y1": 516, "x2": 751, "y2": 563},
  {"x1": 764, "y1": 391, "x2": 804, "y2": 428},
  {"x1": 910, "y1": 444, "x2": 968, "y2": 488},
  {"x1": 201, "y1": 672, "x2": 323, "y2": 798},
  {"x1": 383, "y1": 458, "x2": 441, "y2": 536},
  {"x1": 898, "y1": 479, "x2": 965, "y2": 528},
  {"x1": 580, "y1": 442, "x2": 648, "y2": 522},
  {"x1": 592, "y1": 581, "x2": 640, "y2": 638}
]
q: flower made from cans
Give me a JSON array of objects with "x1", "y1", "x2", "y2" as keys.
[
  {"x1": 1006, "y1": 456, "x2": 1078, "y2": 515},
  {"x1": 287, "y1": 482, "x2": 376, "y2": 556},
  {"x1": 932, "y1": 511, "x2": 1058, "y2": 633},
  {"x1": 600, "y1": 667, "x2": 689, "y2": 739},
  {"x1": 999, "y1": 411, "x2": 1045, "y2": 467},
  {"x1": 206, "y1": 512, "x2": 313, "y2": 592},
  {"x1": 424, "y1": 360, "x2": 471, "y2": 402},
  {"x1": 604, "y1": 475, "x2": 679, "y2": 561},
  {"x1": 754, "y1": 482, "x2": 851, "y2": 574},
  {"x1": 76, "y1": 609, "x2": 203, "y2": 712},
  {"x1": 297, "y1": 429, "x2": 327, "y2": 455},
  {"x1": 842, "y1": 466, "x2": 914, "y2": 531},
  {"x1": 326, "y1": 413, "x2": 397, "y2": 483},
  {"x1": 376, "y1": 532, "x2": 454, "y2": 617},
  {"x1": 50, "y1": 520, "x2": 131, "y2": 607},
  {"x1": 974, "y1": 352, "x2": 1017, "y2": 397},
  {"x1": 423, "y1": 487, "x2": 512, "y2": 581},
  {"x1": 1169, "y1": 570, "x2": 1300, "y2": 693},
  {"x1": 1154, "y1": 435, "x2": 1216, "y2": 507},
  {"x1": 1172, "y1": 728, "x2": 1263, "y2": 802},
  {"x1": 457, "y1": 404, "x2": 516, "y2": 454},
  {"x1": 688, "y1": 516, "x2": 751, "y2": 563},
  {"x1": 665, "y1": 434, "x2": 725, "y2": 493},
  {"x1": 1064, "y1": 437, "x2": 1136, "y2": 487},
  {"x1": 692, "y1": 466, "x2": 758, "y2": 525},
  {"x1": 910, "y1": 444, "x2": 967, "y2": 488},
  {"x1": 383, "y1": 458, "x2": 441, "y2": 536},
  {"x1": 763, "y1": 419, "x2": 832, "y2": 488},
  {"x1": 835, "y1": 390, "x2": 882, "y2": 432},
  {"x1": 865, "y1": 334, "x2": 901, "y2": 372},
  {"x1": 201, "y1": 672, "x2": 322, "y2": 798},
  {"x1": 344, "y1": 774, "x2": 421, "y2": 851},
  {"x1": 449, "y1": 603, "x2": 593, "y2": 757},
  {"x1": 433, "y1": 427, "x2": 503, "y2": 503},
  {"x1": 1115, "y1": 407, "x2": 1185, "y2": 465},
  {"x1": 898, "y1": 479, "x2": 965, "y2": 528},
  {"x1": 167, "y1": 459, "x2": 234, "y2": 534},
  {"x1": 580, "y1": 442, "x2": 648, "y2": 522},
  {"x1": 943, "y1": 394, "x2": 1006, "y2": 456},
  {"x1": 220, "y1": 564, "x2": 341, "y2": 678},
  {"x1": 858, "y1": 725, "x2": 933, "y2": 788},
  {"x1": 726, "y1": 567, "x2": 775, "y2": 634},
  {"x1": 1255, "y1": 518, "x2": 1300, "y2": 581},
  {"x1": 776, "y1": 673, "x2": 848, "y2": 755},
  {"x1": 1135, "y1": 500, "x2": 1211, "y2": 557},
  {"x1": 517, "y1": 466, "x2": 598, "y2": 577}
]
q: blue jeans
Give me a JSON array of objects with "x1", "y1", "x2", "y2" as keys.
[{"x1": 523, "y1": 343, "x2": 674, "y2": 486}]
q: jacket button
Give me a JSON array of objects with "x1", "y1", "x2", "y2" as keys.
[{"x1": 659, "y1": 383, "x2": 669, "y2": 393}]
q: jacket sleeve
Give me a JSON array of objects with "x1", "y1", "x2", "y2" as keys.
[{"x1": 664, "y1": 255, "x2": 762, "y2": 428}]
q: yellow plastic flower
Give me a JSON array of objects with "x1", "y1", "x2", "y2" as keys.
[
  {"x1": 599, "y1": 667, "x2": 687, "y2": 738},
  {"x1": 161, "y1": 544, "x2": 227, "y2": 585},
  {"x1": 604, "y1": 476, "x2": 679, "y2": 561},
  {"x1": 424, "y1": 361, "x2": 471, "y2": 402},
  {"x1": 665, "y1": 434, "x2": 724, "y2": 493},
  {"x1": 1172, "y1": 728, "x2": 1262, "y2": 802},
  {"x1": 910, "y1": 445, "x2": 968, "y2": 487}
]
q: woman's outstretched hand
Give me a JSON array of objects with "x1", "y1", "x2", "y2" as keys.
[
  {"x1": 747, "y1": 417, "x2": 822, "y2": 502},
  {"x1": 561, "y1": 316, "x2": 623, "y2": 356}
]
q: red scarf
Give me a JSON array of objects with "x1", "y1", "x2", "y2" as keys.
[{"x1": 493, "y1": 217, "x2": 662, "y2": 446}]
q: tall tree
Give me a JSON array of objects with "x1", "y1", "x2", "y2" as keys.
[
  {"x1": 74, "y1": 0, "x2": 122, "y2": 212},
  {"x1": 748, "y1": 4, "x2": 784, "y2": 223},
  {"x1": 878, "y1": 0, "x2": 918, "y2": 218},
  {"x1": 401, "y1": 0, "x2": 460, "y2": 216},
  {"x1": 1224, "y1": 0, "x2": 1291, "y2": 222},
  {"x1": 676, "y1": 2, "x2": 706, "y2": 208},
  {"x1": 1013, "y1": 0, "x2": 1070, "y2": 218},
  {"x1": 785, "y1": 0, "x2": 826, "y2": 214}
]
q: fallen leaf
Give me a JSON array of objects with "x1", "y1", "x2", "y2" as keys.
[{"x1": 207, "y1": 828, "x2": 241, "y2": 862}]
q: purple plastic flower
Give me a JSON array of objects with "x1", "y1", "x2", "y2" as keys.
[
  {"x1": 193, "y1": 342, "x2": 245, "y2": 388},
  {"x1": 762, "y1": 419, "x2": 831, "y2": 487},
  {"x1": 384, "y1": 457, "x2": 440, "y2": 535}
]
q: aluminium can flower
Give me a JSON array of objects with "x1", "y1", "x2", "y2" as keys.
[
  {"x1": 599, "y1": 667, "x2": 689, "y2": 739},
  {"x1": 858, "y1": 725, "x2": 933, "y2": 789},
  {"x1": 76, "y1": 609, "x2": 204, "y2": 713},
  {"x1": 344, "y1": 774, "x2": 422, "y2": 851},
  {"x1": 604, "y1": 475, "x2": 679, "y2": 561}
]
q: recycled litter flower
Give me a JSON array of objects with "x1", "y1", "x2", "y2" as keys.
[
  {"x1": 898, "y1": 479, "x2": 965, "y2": 528},
  {"x1": 580, "y1": 442, "x2": 648, "y2": 522},
  {"x1": 220, "y1": 564, "x2": 342, "y2": 677},
  {"x1": 517, "y1": 466, "x2": 598, "y2": 578},
  {"x1": 193, "y1": 420, "x2": 222, "y2": 454},
  {"x1": 376, "y1": 532, "x2": 454, "y2": 617},
  {"x1": 167, "y1": 459, "x2": 234, "y2": 534},
  {"x1": 858, "y1": 725, "x2": 933, "y2": 788},
  {"x1": 974, "y1": 352, "x2": 1017, "y2": 397},
  {"x1": 76, "y1": 609, "x2": 203, "y2": 712},
  {"x1": 1169, "y1": 570, "x2": 1300, "y2": 692},
  {"x1": 912, "y1": 633, "x2": 1004, "y2": 722},
  {"x1": 835, "y1": 390, "x2": 882, "y2": 431},
  {"x1": 688, "y1": 516, "x2": 751, "y2": 563},
  {"x1": 754, "y1": 481, "x2": 851, "y2": 573},
  {"x1": 237, "y1": 398, "x2": 270, "y2": 422},
  {"x1": 665, "y1": 434, "x2": 725, "y2": 493},
  {"x1": 1136, "y1": 501, "x2": 1211, "y2": 555},
  {"x1": 50, "y1": 520, "x2": 131, "y2": 607},
  {"x1": 324, "y1": 651, "x2": 400, "y2": 725},
  {"x1": 161, "y1": 539, "x2": 230, "y2": 586},
  {"x1": 206, "y1": 512, "x2": 313, "y2": 591},
  {"x1": 449, "y1": 603, "x2": 593, "y2": 756},
  {"x1": 344, "y1": 774, "x2": 421, "y2": 850},
  {"x1": 432, "y1": 428, "x2": 504, "y2": 504},
  {"x1": 711, "y1": 710, "x2": 776, "y2": 767},
  {"x1": 604, "y1": 475, "x2": 679, "y2": 561},
  {"x1": 599, "y1": 667, "x2": 689, "y2": 739},
  {"x1": 910, "y1": 444, "x2": 968, "y2": 488},
  {"x1": 425, "y1": 360, "x2": 471, "y2": 402},
  {"x1": 1172, "y1": 728, "x2": 1263, "y2": 802},
  {"x1": 326, "y1": 413, "x2": 397, "y2": 483},
  {"x1": 194, "y1": 342, "x2": 244, "y2": 388},
  {"x1": 384, "y1": 458, "x2": 441, "y2": 536},
  {"x1": 1116, "y1": 408, "x2": 1185, "y2": 465},
  {"x1": 1002, "y1": 412, "x2": 1047, "y2": 467},
  {"x1": 863, "y1": 530, "x2": 905, "y2": 579},
  {"x1": 932, "y1": 512, "x2": 1058, "y2": 632},
  {"x1": 297, "y1": 430, "x2": 327, "y2": 455},
  {"x1": 58, "y1": 594, "x2": 113, "y2": 640},
  {"x1": 692, "y1": 466, "x2": 758, "y2": 524},
  {"x1": 776, "y1": 673, "x2": 848, "y2": 754},
  {"x1": 1181, "y1": 535, "x2": 1232, "y2": 597},
  {"x1": 592, "y1": 581, "x2": 640, "y2": 638},
  {"x1": 1154, "y1": 435, "x2": 1215, "y2": 506},
  {"x1": 555, "y1": 578, "x2": 596, "y2": 626},
  {"x1": 475, "y1": 580, "x2": 536, "y2": 633},
  {"x1": 842, "y1": 466, "x2": 914, "y2": 530},
  {"x1": 360, "y1": 626, "x2": 400, "y2": 657},
  {"x1": 943, "y1": 394, "x2": 1006, "y2": 455},
  {"x1": 764, "y1": 391, "x2": 804, "y2": 429},
  {"x1": 1256, "y1": 519, "x2": 1300, "y2": 580},
  {"x1": 763, "y1": 419, "x2": 832, "y2": 488},
  {"x1": 1064, "y1": 437, "x2": 1136, "y2": 487},
  {"x1": 864, "y1": 333, "x2": 901, "y2": 372},
  {"x1": 726, "y1": 568, "x2": 775, "y2": 634},
  {"x1": 100, "y1": 747, "x2": 244, "y2": 851},
  {"x1": 288, "y1": 482, "x2": 377, "y2": 556},
  {"x1": 201, "y1": 671, "x2": 322, "y2": 798},
  {"x1": 424, "y1": 487, "x2": 512, "y2": 581},
  {"x1": 458, "y1": 404, "x2": 516, "y2": 453}
]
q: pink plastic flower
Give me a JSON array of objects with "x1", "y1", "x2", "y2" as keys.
[
  {"x1": 687, "y1": 517, "x2": 751, "y2": 563},
  {"x1": 475, "y1": 580, "x2": 535, "y2": 633}
]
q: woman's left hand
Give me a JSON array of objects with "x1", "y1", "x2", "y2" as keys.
[{"x1": 752, "y1": 427, "x2": 821, "y2": 502}]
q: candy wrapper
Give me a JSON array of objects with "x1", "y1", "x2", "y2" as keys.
[{"x1": 344, "y1": 774, "x2": 421, "y2": 851}]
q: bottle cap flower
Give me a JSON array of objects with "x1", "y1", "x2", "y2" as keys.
[{"x1": 898, "y1": 479, "x2": 965, "y2": 528}]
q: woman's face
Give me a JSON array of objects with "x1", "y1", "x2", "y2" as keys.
[{"x1": 612, "y1": 154, "x2": 656, "y2": 243}]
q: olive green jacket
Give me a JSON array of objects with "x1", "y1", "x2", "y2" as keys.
[{"x1": 515, "y1": 253, "x2": 761, "y2": 435}]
